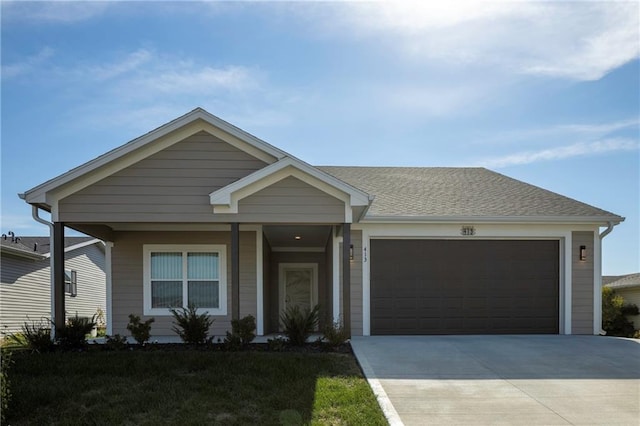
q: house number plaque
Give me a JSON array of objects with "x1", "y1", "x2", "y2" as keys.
[{"x1": 460, "y1": 225, "x2": 476, "y2": 236}]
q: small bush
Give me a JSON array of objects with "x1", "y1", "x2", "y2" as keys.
[
  {"x1": 602, "y1": 287, "x2": 638, "y2": 337},
  {"x1": 170, "y1": 305, "x2": 214, "y2": 344},
  {"x1": 322, "y1": 320, "x2": 350, "y2": 347},
  {"x1": 1, "y1": 348, "x2": 12, "y2": 423},
  {"x1": 267, "y1": 336, "x2": 287, "y2": 352},
  {"x1": 280, "y1": 304, "x2": 320, "y2": 346},
  {"x1": 6, "y1": 319, "x2": 53, "y2": 353},
  {"x1": 104, "y1": 334, "x2": 128, "y2": 351},
  {"x1": 126, "y1": 314, "x2": 155, "y2": 345},
  {"x1": 56, "y1": 314, "x2": 96, "y2": 350},
  {"x1": 224, "y1": 315, "x2": 256, "y2": 349}
]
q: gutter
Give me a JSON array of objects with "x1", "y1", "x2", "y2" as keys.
[
  {"x1": 598, "y1": 221, "x2": 618, "y2": 336},
  {"x1": 31, "y1": 206, "x2": 56, "y2": 339}
]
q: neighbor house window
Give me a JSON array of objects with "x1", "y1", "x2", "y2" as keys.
[
  {"x1": 143, "y1": 245, "x2": 227, "y2": 316},
  {"x1": 65, "y1": 269, "x2": 77, "y2": 297}
]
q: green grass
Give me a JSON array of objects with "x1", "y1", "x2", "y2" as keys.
[{"x1": 6, "y1": 349, "x2": 387, "y2": 425}]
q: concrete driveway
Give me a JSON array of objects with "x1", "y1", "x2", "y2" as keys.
[{"x1": 351, "y1": 335, "x2": 640, "y2": 425}]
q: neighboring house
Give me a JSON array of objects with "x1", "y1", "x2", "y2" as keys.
[
  {"x1": 604, "y1": 273, "x2": 640, "y2": 311},
  {"x1": 19, "y1": 108, "x2": 623, "y2": 338},
  {"x1": 0, "y1": 233, "x2": 106, "y2": 335}
]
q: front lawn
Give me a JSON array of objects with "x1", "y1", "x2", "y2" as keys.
[{"x1": 6, "y1": 349, "x2": 387, "y2": 425}]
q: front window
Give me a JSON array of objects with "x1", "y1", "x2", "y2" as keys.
[{"x1": 143, "y1": 245, "x2": 226, "y2": 315}]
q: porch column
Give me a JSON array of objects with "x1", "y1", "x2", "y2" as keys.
[
  {"x1": 53, "y1": 222, "x2": 66, "y2": 331},
  {"x1": 342, "y1": 223, "x2": 351, "y2": 336},
  {"x1": 231, "y1": 222, "x2": 240, "y2": 321}
]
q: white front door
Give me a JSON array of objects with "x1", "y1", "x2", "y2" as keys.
[{"x1": 279, "y1": 263, "x2": 318, "y2": 314}]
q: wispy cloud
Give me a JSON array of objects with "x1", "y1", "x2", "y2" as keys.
[
  {"x1": 1, "y1": 47, "x2": 54, "y2": 79},
  {"x1": 2, "y1": 1, "x2": 110, "y2": 23},
  {"x1": 311, "y1": 1, "x2": 639, "y2": 81},
  {"x1": 478, "y1": 138, "x2": 639, "y2": 168}
]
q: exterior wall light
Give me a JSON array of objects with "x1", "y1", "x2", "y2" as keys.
[
  {"x1": 349, "y1": 244, "x2": 354, "y2": 261},
  {"x1": 579, "y1": 245, "x2": 587, "y2": 261}
]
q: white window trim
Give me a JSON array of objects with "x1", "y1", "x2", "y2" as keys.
[{"x1": 143, "y1": 244, "x2": 227, "y2": 316}]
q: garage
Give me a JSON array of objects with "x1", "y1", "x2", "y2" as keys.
[{"x1": 370, "y1": 239, "x2": 560, "y2": 335}]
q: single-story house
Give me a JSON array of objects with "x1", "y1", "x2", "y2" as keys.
[
  {"x1": 1, "y1": 233, "x2": 106, "y2": 335},
  {"x1": 19, "y1": 108, "x2": 623, "y2": 338},
  {"x1": 604, "y1": 273, "x2": 640, "y2": 311}
]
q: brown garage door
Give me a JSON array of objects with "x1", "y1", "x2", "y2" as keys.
[{"x1": 370, "y1": 240, "x2": 559, "y2": 335}]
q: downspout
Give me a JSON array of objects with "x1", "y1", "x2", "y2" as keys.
[
  {"x1": 31, "y1": 205, "x2": 56, "y2": 339},
  {"x1": 597, "y1": 221, "x2": 616, "y2": 335}
]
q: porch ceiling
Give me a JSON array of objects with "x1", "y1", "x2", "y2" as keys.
[{"x1": 263, "y1": 225, "x2": 332, "y2": 249}]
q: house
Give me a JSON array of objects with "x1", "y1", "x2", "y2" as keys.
[
  {"x1": 1, "y1": 233, "x2": 106, "y2": 335},
  {"x1": 19, "y1": 108, "x2": 623, "y2": 338},
  {"x1": 604, "y1": 273, "x2": 640, "y2": 311}
]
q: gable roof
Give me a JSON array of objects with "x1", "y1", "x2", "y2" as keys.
[
  {"x1": 604, "y1": 273, "x2": 640, "y2": 290},
  {"x1": 318, "y1": 166, "x2": 623, "y2": 223},
  {"x1": 20, "y1": 108, "x2": 290, "y2": 206},
  {"x1": 0, "y1": 236, "x2": 102, "y2": 259}
]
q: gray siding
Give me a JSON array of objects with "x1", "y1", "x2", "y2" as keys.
[
  {"x1": 59, "y1": 131, "x2": 268, "y2": 223},
  {"x1": 217, "y1": 176, "x2": 346, "y2": 223},
  {"x1": 350, "y1": 231, "x2": 363, "y2": 336},
  {"x1": 0, "y1": 244, "x2": 106, "y2": 334},
  {"x1": 572, "y1": 231, "x2": 594, "y2": 334},
  {"x1": 111, "y1": 231, "x2": 257, "y2": 338}
]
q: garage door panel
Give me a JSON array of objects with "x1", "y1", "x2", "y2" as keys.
[{"x1": 371, "y1": 239, "x2": 559, "y2": 335}]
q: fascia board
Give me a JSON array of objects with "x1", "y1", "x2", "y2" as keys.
[
  {"x1": 22, "y1": 108, "x2": 283, "y2": 204},
  {"x1": 0, "y1": 246, "x2": 46, "y2": 260},
  {"x1": 360, "y1": 215, "x2": 626, "y2": 225},
  {"x1": 210, "y1": 157, "x2": 370, "y2": 209}
]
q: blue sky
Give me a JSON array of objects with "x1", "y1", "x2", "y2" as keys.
[{"x1": 1, "y1": 1, "x2": 638, "y2": 275}]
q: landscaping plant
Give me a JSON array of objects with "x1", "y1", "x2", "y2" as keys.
[
  {"x1": 169, "y1": 305, "x2": 214, "y2": 344},
  {"x1": 104, "y1": 334, "x2": 128, "y2": 351},
  {"x1": 280, "y1": 304, "x2": 320, "y2": 346},
  {"x1": 5, "y1": 318, "x2": 53, "y2": 353},
  {"x1": 56, "y1": 314, "x2": 96, "y2": 350},
  {"x1": 225, "y1": 315, "x2": 256, "y2": 349},
  {"x1": 1, "y1": 348, "x2": 11, "y2": 423},
  {"x1": 322, "y1": 319, "x2": 350, "y2": 347},
  {"x1": 126, "y1": 314, "x2": 155, "y2": 344},
  {"x1": 602, "y1": 287, "x2": 639, "y2": 337}
]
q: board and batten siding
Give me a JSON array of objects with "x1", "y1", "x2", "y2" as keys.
[
  {"x1": 58, "y1": 131, "x2": 268, "y2": 223},
  {"x1": 0, "y1": 244, "x2": 106, "y2": 334},
  {"x1": 110, "y1": 231, "x2": 257, "y2": 338},
  {"x1": 572, "y1": 231, "x2": 594, "y2": 334},
  {"x1": 215, "y1": 176, "x2": 346, "y2": 224}
]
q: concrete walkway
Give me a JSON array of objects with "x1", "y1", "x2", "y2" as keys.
[{"x1": 351, "y1": 335, "x2": 640, "y2": 425}]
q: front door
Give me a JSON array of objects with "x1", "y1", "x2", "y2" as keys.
[{"x1": 279, "y1": 263, "x2": 318, "y2": 314}]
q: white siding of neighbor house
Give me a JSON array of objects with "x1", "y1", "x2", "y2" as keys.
[
  {"x1": 572, "y1": 231, "x2": 594, "y2": 334},
  {"x1": 110, "y1": 231, "x2": 256, "y2": 339},
  {"x1": 0, "y1": 244, "x2": 106, "y2": 335},
  {"x1": 214, "y1": 176, "x2": 346, "y2": 223},
  {"x1": 613, "y1": 288, "x2": 640, "y2": 328},
  {"x1": 58, "y1": 131, "x2": 268, "y2": 223}
]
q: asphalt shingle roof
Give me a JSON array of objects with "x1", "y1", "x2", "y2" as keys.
[
  {"x1": 0, "y1": 236, "x2": 95, "y2": 255},
  {"x1": 317, "y1": 166, "x2": 621, "y2": 219},
  {"x1": 604, "y1": 273, "x2": 640, "y2": 290}
]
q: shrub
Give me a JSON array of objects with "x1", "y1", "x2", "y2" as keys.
[
  {"x1": 322, "y1": 319, "x2": 350, "y2": 347},
  {"x1": 1, "y1": 348, "x2": 12, "y2": 423},
  {"x1": 224, "y1": 315, "x2": 256, "y2": 349},
  {"x1": 104, "y1": 334, "x2": 128, "y2": 351},
  {"x1": 602, "y1": 287, "x2": 639, "y2": 337},
  {"x1": 6, "y1": 318, "x2": 53, "y2": 353},
  {"x1": 267, "y1": 335, "x2": 287, "y2": 352},
  {"x1": 280, "y1": 304, "x2": 320, "y2": 346},
  {"x1": 126, "y1": 314, "x2": 155, "y2": 345},
  {"x1": 170, "y1": 305, "x2": 214, "y2": 344},
  {"x1": 56, "y1": 314, "x2": 96, "y2": 350}
]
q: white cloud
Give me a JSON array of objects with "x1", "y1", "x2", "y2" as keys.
[
  {"x1": 315, "y1": 1, "x2": 639, "y2": 81},
  {"x1": 478, "y1": 138, "x2": 639, "y2": 168},
  {"x1": 89, "y1": 49, "x2": 153, "y2": 81},
  {"x1": 1, "y1": 47, "x2": 54, "y2": 79},
  {"x1": 2, "y1": 1, "x2": 110, "y2": 23},
  {"x1": 133, "y1": 65, "x2": 259, "y2": 94}
]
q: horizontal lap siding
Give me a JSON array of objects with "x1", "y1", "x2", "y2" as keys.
[
  {"x1": 0, "y1": 245, "x2": 106, "y2": 334},
  {"x1": 111, "y1": 231, "x2": 256, "y2": 338},
  {"x1": 231, "y1": 176, "x2": 345, "y2": 223},
  {"x1": 58, "y1": 132, "x2": 267, "y2": 223},
  {"x1": 350, "y1": 231, "x2": 363, "y2": 336},
  {"x1": 572, "y1": 231, "x2": 594, "y2": 334}
]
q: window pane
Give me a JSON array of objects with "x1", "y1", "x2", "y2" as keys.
[
  {"x1": 151, "y1": 281, "x2": 183, "y2": 308},
  {"x1": 151, "y1": 252, "x2": 182, "y2": 279},
  {"x1": 187, "y1": 252, "x2": 218, "y2": 279},
  {"x1": 188, "y1": 281, "x2": 219, "y2": 308}
]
